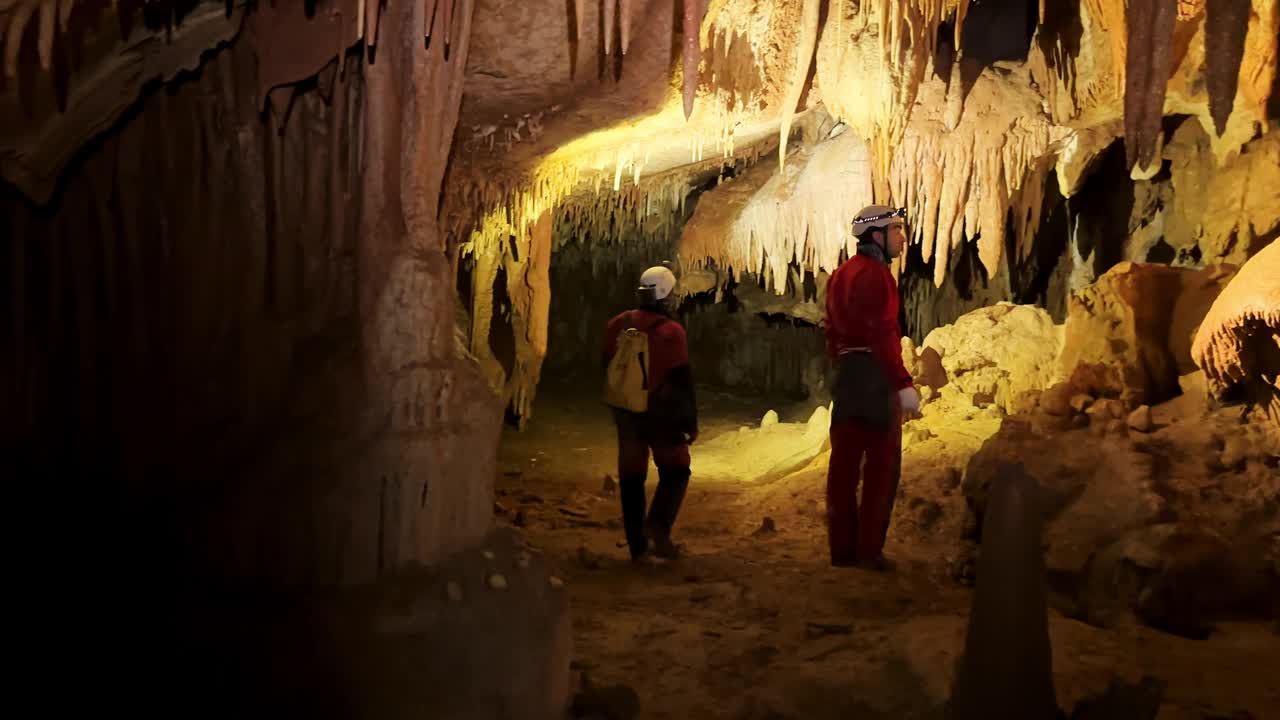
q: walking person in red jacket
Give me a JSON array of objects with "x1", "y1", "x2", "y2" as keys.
[
  {"x1": 823, "y1": 206, "x2": 921, "y2": 570},
  {"x1": 603, "y1": 265, "x2": 699, "y2": 564}
]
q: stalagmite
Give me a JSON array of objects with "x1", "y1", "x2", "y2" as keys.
[
  {"x1": 778, "y1": 0, "x2": 819, "y2": 170},
  {"x1": 1123, "y1": 0, "x2": 1179, "y2": 170},
  {"x1": 1204, "y1": 0, "x2": 1252, "y2": 136},
  {"x1": 604, "y1": 0, "x2": 615, "y2": 55}
]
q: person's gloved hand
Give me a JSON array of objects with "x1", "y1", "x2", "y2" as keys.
[{"x1": 898, "y1": 386, "x2": 922, "y2": 418}]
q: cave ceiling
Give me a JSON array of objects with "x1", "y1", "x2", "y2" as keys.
[{"x1": 2, "y1": 0, "x2": 1278, "y2": 275}]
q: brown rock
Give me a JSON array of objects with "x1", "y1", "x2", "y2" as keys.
[
  {"x1": 919, "y1": 303, "x2": 1061, "y2": 412},
  {"x1": 1070, "y1": 393, "x2": 1095, "y2": 413},
  {"x1": 1219, "y1": 436, "x2": 1251, "y2": 470},
  {"x1": 1041, "y1": 383, "x2": 1074, "y2": 416},
  {"x1": 1128, "y1": 405, "x2": 1154, "y2": 433},
  {"x1": 1169, "y1": 264, "x2": 1238, "y2": 375},
  {"x1": 1059, "y1": 262, "x2": 1211, "y2": 407}
]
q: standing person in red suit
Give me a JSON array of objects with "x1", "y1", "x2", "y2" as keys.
[
  {"x1": 822, "y1": 206, "x2": 921, "y2": 571},
  {"x1": 603, "y1": 265, "x2": 699, "y2": 564}
]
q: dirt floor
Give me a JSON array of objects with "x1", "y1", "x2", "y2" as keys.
[{"x1": 497, "y1": 379, "x2": 1280, "y2": 720}]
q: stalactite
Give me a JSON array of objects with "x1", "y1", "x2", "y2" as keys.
[
  {"x1": 603, "y1": 0, "x2": 616, "y2": 55},
  {"x1": 1204, "y1": 0, "x2": 1252, "y2": 136},
  {"x1": 35, "y1": 0, "x2": 53, "y2": 70},
  {"x1": 442, "y1": 0, "x2": 454, "y2": 48},
  {"x1": 367, "y1": 0, "x2": 382, "y2": 49},
  {"x1": 620, "y1": 0, "x2": 632, "y2": 54},
  {"x1": 682, "y1": 0, "x2": 704, "y2": 119},
  {"x1": 778, "y1": 0, "x2": 820, "y2": 170},
  {"x1": 4, "y1": 1, "x2": 36, "y2": 79},
  {"x1": 424, "y1": 0, "x2": 440, "y2": 42},
  {"x1": 677, "y1": 131, "x2": 871, "y2": 293},
  {"x1": 1123, "y1": 0, "x2": 1178, "y2": 170}
]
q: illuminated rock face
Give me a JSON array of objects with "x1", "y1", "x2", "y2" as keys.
[
  {"x1": 1057, "y1": 262, "x2": 1245, "y2": 408},
  {"x1": 916, "y1": 303, "x2": 1064, "y2": 414},
  {"x1": 1193, "y1": 241, "x2": 1280, "y2": 424},
  {"x1": 4, "y1": 0, "x2": 1278, "y2": 422}
]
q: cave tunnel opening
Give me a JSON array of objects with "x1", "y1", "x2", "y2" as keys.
[{"x1": 6, "y1": 1, "x2": 1280, "y2": 717}]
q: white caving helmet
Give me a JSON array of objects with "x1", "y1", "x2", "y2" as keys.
[
  {"x1": 852, "y1": 205, "x2": 907, "y2": 237},
  {"x1": 638, "y1": 265, "x2": 678, "y2": 301}
]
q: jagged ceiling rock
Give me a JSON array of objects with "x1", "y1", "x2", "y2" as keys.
[
  {"x1": 889, "y1": 65, "x2": 1070, "y2": 286},
  {"x1": 1192, "y1": 241, "x2": 1280, "y2": 422},
  {"x1": 0, "y1": 0, "x2": 245, "y2": 202},
  {"x1": 679, "y1": 126, "x2": 872, "y2": 291}
]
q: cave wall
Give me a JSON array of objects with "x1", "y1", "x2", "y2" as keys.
[
  {"x1": 540, "y1": 198, "x2": 826, "y2": 401},
  {"x1": 899, "y1": 116, "x2": 1280, "y2": 343},
  {"x1": 3, "y1": 2, "x2": 499, "y2": 593}
]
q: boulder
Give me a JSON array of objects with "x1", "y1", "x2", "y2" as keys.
[
  {"x1": 1042, "y1": 450, "x2": 1168, "y2": 577},
  {"x1": 1059, "y1": 262, "x2": 1242, "y2": 409},
  {"x1": 962, "y1": 421, "x2": 1171, "y2": 582},
  {"x1": 1040, "y1": 383, "x2": 1075, "y2": 416},
  {"x1": 919, "y1": 303, "x2": 1062, "y2": 413},
  {"x1": 1127, "y1": 405, "x2": 1154, "y2": 433},
  {"x1": 1080, "y1": 525, "x2": 1247, "y2": 639},
  {"x1": 345, "y1": 527, "x2": 572, "y2": 719},
  {"x1": 1168, "y1": 264, "x2": 1238, "y2": 375}
]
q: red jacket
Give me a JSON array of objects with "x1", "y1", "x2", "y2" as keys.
[
  {"x1": 603, "y1": 309, "x2": 690, "y2": 396},
  {"x1": 823, "y1": 255, "x2": 914, "y2": 391}
]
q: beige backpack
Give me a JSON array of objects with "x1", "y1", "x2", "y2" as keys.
[{"x1": 605, "y1": 314, "x2": 664, "y2": 412}]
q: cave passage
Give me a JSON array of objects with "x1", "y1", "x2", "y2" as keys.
[{"x1": 4, "y1": 0, "x2": 1280, "y2": 717}]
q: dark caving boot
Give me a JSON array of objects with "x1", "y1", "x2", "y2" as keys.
[
  {"x1": 618, "y1": 472, "x2": 650, "y2": 561},
  {"x1": 646, "y1": 465, "x2": 690, "y2": 559}
]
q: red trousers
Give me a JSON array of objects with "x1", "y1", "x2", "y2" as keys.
[{"x1": 826, "y1": 415, "x2": 902, "y2": 565}]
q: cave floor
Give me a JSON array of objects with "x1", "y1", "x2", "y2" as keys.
[{"x1": 498, "y1": 382, "x2": 1280, "y2": 720}]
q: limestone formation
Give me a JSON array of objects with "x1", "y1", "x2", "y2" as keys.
[
  {"x1": 918, "y1": 303, "x2": 1063, "y2": 414},
  {"x1": 1192, "y1": 241, "x2": 1280, "y2": 425},
  {"x1": 1058, "y1": 262, "x2": 1252, "y2": 409},
  {"x1": 2, "y1": 0, "x2": 1279, "y2": 715}
]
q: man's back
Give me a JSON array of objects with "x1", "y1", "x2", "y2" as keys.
[
  {"x1": 823, "y1": 254, "x2": 910, "y2": 390},
  {"x1": 604, "y1": 309, "x2": 689, "y2": 395}
]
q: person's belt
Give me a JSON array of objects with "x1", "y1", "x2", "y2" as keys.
[{"x1": 838, "y1": 347, "x2": 873, "y2": 356}]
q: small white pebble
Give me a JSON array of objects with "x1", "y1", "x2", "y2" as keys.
[
  {"x1": 548, "y1": 576, "x2": 564, "y2": 589},
  {"x1": 488, "y1": 573, "x2": 508, "y2": 591},
  {"x1": 446, "y1": 581, "x2": 463, "y2": 603}
]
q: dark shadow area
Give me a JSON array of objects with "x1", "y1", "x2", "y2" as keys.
[
  {"x1": 1009, "y1": 173, "x2": 1070, "y2": 310},
  {"x1": 1066, "y1": 140, "x2": 1134, "y2": 278},
  {"x1": 959, "y1": 0, "x2": 1039, "y2": 65}
]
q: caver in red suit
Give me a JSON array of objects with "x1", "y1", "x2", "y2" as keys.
[
  {"x1": 603, "y1": 265, "x2": 699, "y2": 564},
  {"x1": 822, "y1": 205, "x2": 921, "y2": 570}
]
